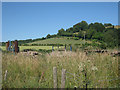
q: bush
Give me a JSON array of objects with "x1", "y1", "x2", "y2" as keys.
[
  {"x1": 31, "y1": 44, "x2": 39, "y2": 46},
  {"x1": 73, "y1": 37, "x2": 79, "y2": 40},
  {"x1": 38, "y1": 49, "x2": 52, "y2": 53},
  {"x1": 22, "y1": 49, "x2": 36, "y2": 52},
  {"x1": 92, "y1": 39, "x2": 98, "y2": 43},
  {"x1": 100, "y1": 43, "x2": 107, "y2": 49}
]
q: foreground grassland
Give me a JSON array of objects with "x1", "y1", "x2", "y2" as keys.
[{"x1": 2, "y1": 51, "x2": 119, "y2": 88}]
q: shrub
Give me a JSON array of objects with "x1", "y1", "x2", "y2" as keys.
[
  {"x1": 99, "y1": 43, "x2": 107, "y2": 49},
  {"x1": 38, "y1": 49, "x2": 52, "y2": 53},
  {"x1": 73, "y1": 37, "x2": 79, "y2": 40}
]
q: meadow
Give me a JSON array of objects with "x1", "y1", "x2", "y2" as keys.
[
  {"x1": 2, "y1": 50, "x2": 119, "y2": 88},
  {"x1": 0, "y1": 46, "x2": 64, "y2": 51},
  {"x1": 28, "y1": 37, "x2": 94, "y2": 45},
  {"x1": 1, "y1": 37, "x2": 119, "y2": 88}
]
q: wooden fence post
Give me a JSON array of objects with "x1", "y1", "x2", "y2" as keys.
[
  {"x1": 4, "y1": 70, "x2": 8, "y2": 81},
  {"x1": 70, "y1": 45, "x2": 72, "y2": 51},
  {"x1": 52, "y1": 46, "x2": 54, "y2": 52},
  {"x1": 74, "y1": 73, "x2": 76, "y2": 81},
  {"x1": 61, "y1": 69, "x2": 66, "y2": 89},
  {"x1": 65, "y1": 44, "x2": 66, "y2": 52},
  {"x1": 39, "y1": 72, "x2": 44, "y2": 83},
  {"x1": 58, "y1": 45, "x2": 59, "y2": 49},
  {"x1": 85, "y1": 72, "x2": 88, "y2": 89},
  {"x1": 53, "y1": 67, "x2": 57, "y2": 88}
]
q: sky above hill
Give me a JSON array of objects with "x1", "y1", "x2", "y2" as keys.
[{"x1": 2, "y1": 2, "x2": 118, "y2": 42}]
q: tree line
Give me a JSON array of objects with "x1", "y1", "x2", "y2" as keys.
[{"x1": 56, "y1": 21, "x2": 119, "y2": 48}]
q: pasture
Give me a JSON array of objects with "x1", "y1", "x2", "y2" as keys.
[
  {"x1": 2, "y1": 50, "x2": 119, "y2": 88},
  {"x1": 28, "y1": 37, "x2": 94, "y2": 45},
  {"x1": 0, "y1": 46, "x2": 64, "y2": 51}
]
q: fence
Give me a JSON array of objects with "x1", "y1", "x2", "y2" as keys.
[
  {"x1": 3, "y1": 67, "x2": 120, "y2": 88},
  {"x1": 52, "y1": 45, "x2": 72, "y2": 52},
  {"x1": 53, "y1": 67, "x2": 120, "y2": 88}
]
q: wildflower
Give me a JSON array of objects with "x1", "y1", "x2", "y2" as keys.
[
  {"x1": 87, "y1": 60, "x2": 91, "y2": 63},
  {"x1": 91, "y1": 66, "x2": 98, "y2": 71},
  {"x1": 78, "y1": 63, "x2": 83, "y2": 71}
]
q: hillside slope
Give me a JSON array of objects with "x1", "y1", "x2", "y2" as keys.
[{"x1": 28, "y1": 37, "x2": 93, "y2": 45}]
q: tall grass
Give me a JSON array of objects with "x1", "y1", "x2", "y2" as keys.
[{"x1": 2, "y1": 51, "x2": 119, "y2": 88}]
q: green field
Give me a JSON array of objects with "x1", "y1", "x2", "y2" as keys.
[
  {"x1": 0, "y1": 46, "x2": 64, "y2": 51},
  {"x1": 28, "y1": 38, "x2": 93, "y2": 45}
]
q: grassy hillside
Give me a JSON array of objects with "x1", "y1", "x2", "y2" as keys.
[{"x1": 28, "y1": 37, "x2": 93, "y2": 45}]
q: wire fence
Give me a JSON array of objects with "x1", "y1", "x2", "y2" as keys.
[
  {"x1": 66, "y1": 70, "x2": 120, "y2": 88},
  {"x1": 3, "y1": 67, "x2": 120, "y2": 88}
]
